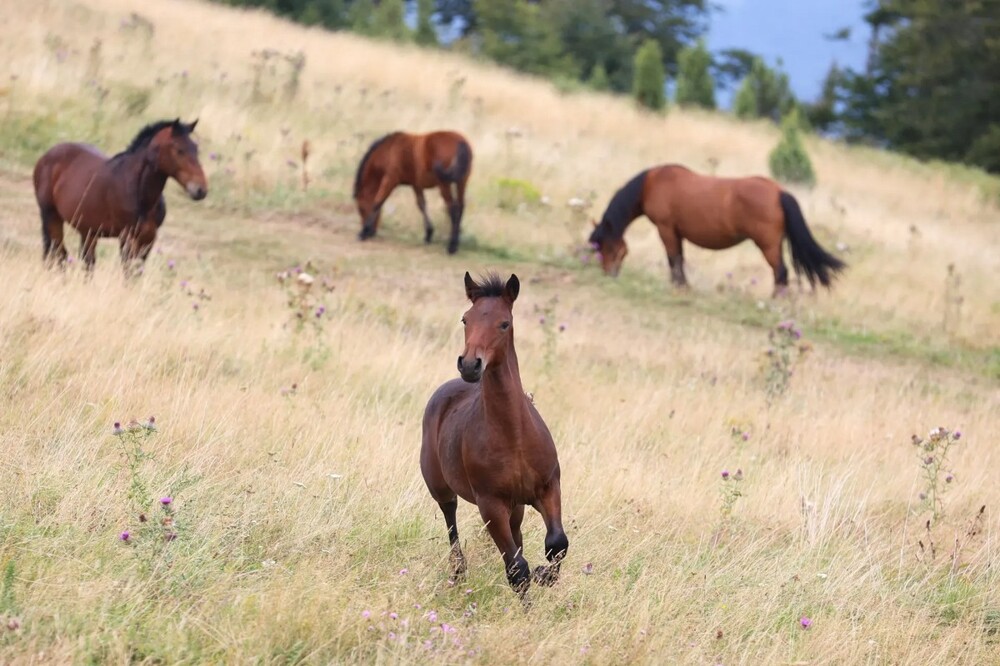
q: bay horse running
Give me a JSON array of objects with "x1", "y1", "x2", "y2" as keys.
[
  {"x1": 588, "y1": 164, "x2": 845, "y2": 294},
  {"x1": 421, "y1": 272, "x2": 568, "y2": 595},
  {"x1": 354, "y1": 131, "x2": 472, "y2": 254},
  {"x1": 33, "y1": 119, "x2": 207, "y2": 272}
]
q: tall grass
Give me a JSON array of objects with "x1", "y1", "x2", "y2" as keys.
[{"x1": 0, "y1": 0, "x2": 998, "y2": 662}]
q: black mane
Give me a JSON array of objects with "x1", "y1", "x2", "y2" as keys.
[
  {"x1": 354, "y1": 132, "x2": 400, "y2": 198},
  {"x1": 469, "y1": 272, "x2": 506, "y2": 299},
  {"x1": 112, "y1": 119, "x2": 187, "y2": 160},
  {"x1": 590, "y1": 169, "x2": 648, "y2": 243}
]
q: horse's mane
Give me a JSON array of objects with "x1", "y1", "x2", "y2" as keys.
[
  {"x1": 468, "y1": 272, "x2": 506, "y2": 299},
  {"x1": 111, "y1": 119, "x2": 188, "y2": 160},
  {"x1": 591, "y1": 169, "x2": 648, "y2": 242},
  {"x1": 354, "y1": 132, "x2": 400, "y2": 198}
]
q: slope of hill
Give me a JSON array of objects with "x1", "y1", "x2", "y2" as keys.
[{"x1": 0, "y1": 0, "x2": 997, "y2": 663}]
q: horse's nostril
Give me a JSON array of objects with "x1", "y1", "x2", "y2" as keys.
[{"x1": 474, "y1": 358, "x2": 482, "y2": 369}]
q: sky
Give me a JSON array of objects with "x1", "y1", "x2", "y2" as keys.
[{"x1": 707, "y1": 0, "x2": 871, "y2": 104}]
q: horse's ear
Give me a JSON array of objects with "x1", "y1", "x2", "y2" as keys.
[
  {"x1": 591, "y1": 218, "x2": 598, "y2": 228},
  {"x1": 503, "y1": 274, "x2": 520, "y2": 304},
  {"x1": 464, "y1": 271, "x2": 480, "y2": 302},
  {"x1": 187, "y1": 118, "x2": 199, "y2": 133}
]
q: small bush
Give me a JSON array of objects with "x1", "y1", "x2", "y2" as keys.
[
  {"x1": 674, "y1": 39, "x2": 715, "y2": 110},
  {"x1": 769, "y1": 109, "x2": 816, "y2": 186},
  {"x1": 496, "y1": 177, "x2": 541, "y2": 211},
  {"x1": 632, "y1": 39, "x2": 665, "y2": 112}
]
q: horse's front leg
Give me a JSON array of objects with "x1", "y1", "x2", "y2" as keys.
[
  {"x1": 478, "y1": 497, "x2": 530, "y2": 595},
  {"x1": 79, "y1": 230, "x2": 98, "y2": 273},
  {"x1": 657, "y1": 226, "x2": 687, "y2": 286},
  {"x1": 531, "y1": 481, "x2": 569, "y2": 586},
  {"x1": 359, "y1": 178, "x2": 396, "y2": 240}
]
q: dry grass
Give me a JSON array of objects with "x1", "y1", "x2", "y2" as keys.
[{"x1": 1, "y1": 0, "x2": 999, "y2": 663}]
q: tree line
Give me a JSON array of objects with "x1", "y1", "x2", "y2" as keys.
[{"x1": 215, "y1": 0, "x2": 1000, "y2": 175}]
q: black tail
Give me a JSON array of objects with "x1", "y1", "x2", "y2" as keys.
[
  {"x1": 780, "y1": 191, "x2": 845, "y2": 288},
  {"x1": 434, "y1": 140, "x2": 472, "y2": 183}
]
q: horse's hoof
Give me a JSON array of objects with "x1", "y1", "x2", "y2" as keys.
[
  {"x1": 359, "y1": 227, "x2": 375, "y2": 241},
  {"x1": 532, "y1": 565, "x2": 560, "y2": 586},
  {"x1": 447, "y1": 242, "x2": 459, "y2": 255},
  {"x1": 425, "y1": 229, "x2": 434, "y2": 244}
]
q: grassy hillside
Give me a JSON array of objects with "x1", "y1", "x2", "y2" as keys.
[{"x1": 0, "y1": 0, "x2": 998, "y2": 663}]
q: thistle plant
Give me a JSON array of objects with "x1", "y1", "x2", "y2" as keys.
[
  {"x1": 719, "y1": 468, "x2": 744, "y2": 521},
  {"x1": 762, "y1": 319, "x2": 809, "y2": 400},
  {"x1": 113, "y1": 417, "x2": 181, "y2": 548},
  {"x1": 276, "y1": 261, "x2": 335, "y2": 336},
  {"x1": 911, "y1": 426, "x2": 961, "y2": 523},
  {"x1": 532, "y1": 296, "x2": 566, "y2": 376}
]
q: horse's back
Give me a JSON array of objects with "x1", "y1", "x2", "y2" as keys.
[{"x1": 33, "y1": 143, "x2": 106, "y2": 196}]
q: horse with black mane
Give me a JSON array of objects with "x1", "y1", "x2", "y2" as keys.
[
  {"x1": 589, "y1": 164, "x2": 845, "y2": 294},
  {"x1": 421, "y1": 272, "x2": 568, "y2": 595},
  {"x1": 33, "y1": 118, "x2": 207, "y2": 272},
  {"x1": 354, "y1": 131, "x2": 472, "y2": 254}
]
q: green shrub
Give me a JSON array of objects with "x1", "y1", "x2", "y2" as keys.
[
  {"x1": 632, "y1": 39, "x2": 665, "y2": 111},
  {"x1": 769, "y1": 109, "x2": 816, "y2": 186},
  {"x1": 674, "y1": 39, "x2": 715, "y2": 109},
  {"x1": 496, "y1": 177, "x2": 541, "y2": 210}
]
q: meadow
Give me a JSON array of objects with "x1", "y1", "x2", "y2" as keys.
[{"x1": 1, "y1": 0, "x2": 999, "y2": 663}]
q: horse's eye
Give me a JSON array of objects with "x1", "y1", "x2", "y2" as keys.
[
  {"x1": 461, "y1": 318, "x2": 467, "y2": 326},
  {"x1": 500, "y1": 322, "x2": 511, "y2": 330}
]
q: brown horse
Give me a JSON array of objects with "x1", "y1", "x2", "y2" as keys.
[
  {"x1": 354, "y1": 131, "x2": 472, "y2": 254},
  {"x1": 588, "y1": 164, "x2": 845, "y2": 293},
  {"x1": 421, "y1": 272, "x2": 568, "y2": 595},
  {"x1": 33, "y1": 119, "x2": 207, "y2": 272}
]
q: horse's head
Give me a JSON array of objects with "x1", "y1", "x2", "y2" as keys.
[
  {"x1": 148, "y1": 119, "x2": 208, "y2": 201},
  {"x1": 588, "y1": 221, "x2": 627, "y2": 277},
  {"x1": 458, "y1": 272, "x2": 519, "y2": 383}
]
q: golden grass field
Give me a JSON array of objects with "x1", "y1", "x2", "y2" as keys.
[{"x1": 1, "y1": 0, "x2": 999, "y2": 663}]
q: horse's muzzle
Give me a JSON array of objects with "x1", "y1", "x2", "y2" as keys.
[
  {"x1": 457, "y1": 355, "x2": 483, "y2": 383},
  {"x1": 187, "y1": 182, "x2": 208, "y2": 201}
]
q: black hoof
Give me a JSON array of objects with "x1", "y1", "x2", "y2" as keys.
[
  {"x1": 532, "y1": 564, "x2": 560, "y2": 586},
  {"x1": 359, "y1": 226, "x2": 376, "y2": 241},
  {"x1": 447, "y1": 242, "x2": 459, "y2": 255},
  {"x1": 425, "y1": 228, "x2": 434, "y2": 244}
]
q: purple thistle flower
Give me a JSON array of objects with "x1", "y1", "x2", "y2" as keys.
[
  {"x1": 209, "y1": 152, "x2": 220, "y2": 161},
  {"x1": 120, "y1": 530, "x2": 131, "y2": 542},
  {"x1": 924, "y1": 456, "x2": 934, "y2": 465},
  {"x1": 427, "y1": 611, "x2": 438, "y2": 622},
  {"x1": 741, "y1": 431, "x2": 749, "y2": 441},
  {"x1": 361, "y1": 610, "x2": 371, "y2": 619},
  {"x1": 192, "y1": 302, "x2": 200, "y2": 311},
  {"x1": 113, "y1": 422, "x2": 124, "y2": 436},
  {"x1": 954, "y1": 431, "x2": 961, "y2": 440},
  {"x1": 389, "y1": 612, "x2": 398, "y2": 620},
  {"x1": 800, "y1": 617, "x2": 812, "y2": 629},
  {"x1": 918, "y1": 492, "x2": 927, "y2": 500},
  {"x1": 539, "y1": 316, "x2": 546, "y2": 325},
  {"x1": 388, "y1": 632, "x2": 396, "y2": 640},
  {"x1": 315, "y1": 306, "x2": 326, "y2": 318},
  {"x1": 721, "y1": 470, "x2": 730, "y2": 480},
  {"x1": 160, "y1": 497, "x2": 173, "y2": 506},
  {"x1": 558, "y1": 323, "x2": 567, "y2": 332},
  {"x1": 945, "y1": 473, "x2": 954, "y2": 483},
  {"x1": 399, "y1": 568, "x2": 408, "y2": 575},
  {"x1": 167, "y1": 259, "x2": 176, "y2": 270}
]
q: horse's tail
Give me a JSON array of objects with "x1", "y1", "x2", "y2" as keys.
[
  {"x1": 434, "y1": 139, "x2": 472, "y2": 184},
  {"x1": 780, "y1": 191, "x2": 845, "y2": 288}
]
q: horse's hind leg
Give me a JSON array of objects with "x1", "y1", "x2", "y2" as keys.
[
  {"x1": 438, "y1": 181, "x2": 463, "y2": 255},
  {"x1": 755, "y1": 238, "x2": 788, "y2": 296},
  {"x1": 656, "y1": 226, "x2": 687, "y2": 286},
  {"x1": 40, "y1": 210, "x2": 67, "y2": 267},
  {"x1": 478, "y1": 497, "x2": 530, "y2": 594},
  {"x1": 413, "y1": 187, "x2": 434, "y2": 244},
  {"x1": 531, "y1": 482, "x2": 569, "y2": 586},
  {"x1": 437, "y1": 498, "x2": 467, "y2": 580},
  {"x1": 79, "y1": 230, "x2": 98, "y2": 272}
]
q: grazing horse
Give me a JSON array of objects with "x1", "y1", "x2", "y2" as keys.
[
  {"x1": 421, "y1": 272, "x2": 568, "y2": 595},
  {"x1": 33, "y1": 119, "x2": 207, "y2": 272},
  {"x1": 589, "y1": 164, "x2": 845, "y2": 293},
  {"x1": 354, "y1": 131, "x2": 473, "y2": 254}
]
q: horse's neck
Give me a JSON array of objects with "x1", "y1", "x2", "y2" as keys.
[
  {"x1": 111, "y1": 153, "x2": 167, "y2": 218},
  {"x1": 480, "y1": 345, "x2": 527, "y2": 434}
]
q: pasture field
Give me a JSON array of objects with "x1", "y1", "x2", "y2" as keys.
[{"x1": 1, "y1": 0, "x2": 999, "y2": 663}]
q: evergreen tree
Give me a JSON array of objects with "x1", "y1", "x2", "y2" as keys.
[
  {"x1": 349, "y1": 0, "x2": 375, "y2": 35},
  {"x1": 474, "y1": 0, "x2": 575, "y2": 78},
  {"x1": 769, "y1": 108, "x2": 816, "y2": 186},
  {"x1": 633, "y1": 39, "x2": 666, "y2": 111},
  {"x1": 415, "y1": 0, "x2": 438, "y2": 46},
  {"x1": 372, "y1": 0, "x2": 410, "y2": 41},
  {"x1": 674, "y1": 38, "x2": 715, "y2": 109},
  {"x1": 588, "y1": 62, "x2": 610, "y2": 91},
  {"x1": 731, "y1": 57, "x2": 794, "y2": 122}
]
